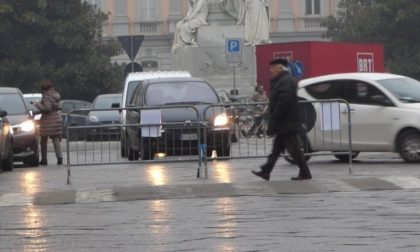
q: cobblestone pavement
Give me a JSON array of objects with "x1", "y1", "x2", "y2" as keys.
[
  {"x1": 1, "y1": 190, "x2": 420, "y2": 251},
  {"x1": 2, "y1": 152, "x2": 420, "y2": 251}
]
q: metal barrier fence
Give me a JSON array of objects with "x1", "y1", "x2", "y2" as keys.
[{"x1": 65, "y1": 99, "x2": 353, "y2": 184}]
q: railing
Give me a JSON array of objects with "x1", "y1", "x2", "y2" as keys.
[{"x1": 65, "y1": 100, "x2": 353, "y2": 184}]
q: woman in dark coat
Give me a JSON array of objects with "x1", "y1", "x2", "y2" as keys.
[{"x1": 34, "y1": 80, "x2": 63, "y2": 165}]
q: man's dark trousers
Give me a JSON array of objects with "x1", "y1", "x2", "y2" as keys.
[{"x1": 262, "y1": 133, "x2": 311, "y2": 177}]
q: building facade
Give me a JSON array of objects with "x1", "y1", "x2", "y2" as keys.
[{"x1": 85, "y1": 0, "x2": 340, "y2": 71}]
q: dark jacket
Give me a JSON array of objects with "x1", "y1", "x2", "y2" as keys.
[
  {"x1": 36, "y1": 88, "x2": 62, "y2": 137},
  {"x1": 267, "y1": 71, "x2": 300, "y2": 135}
]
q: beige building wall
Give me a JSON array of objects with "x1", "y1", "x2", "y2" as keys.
[{"x1": 87, "y1": 0, "x2": 340, "y2": 70}]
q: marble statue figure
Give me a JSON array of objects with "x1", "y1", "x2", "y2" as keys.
[
  {"x1": 172, "y1": 0, "x2": 209, "y2": 52},
  {"x1": 220, "y1": 0, "x2": 271, "y2": 46}
]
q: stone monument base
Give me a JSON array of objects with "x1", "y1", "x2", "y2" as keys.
[{"x1": 171, "y1": 25, "x2": 257, "y2": 95}]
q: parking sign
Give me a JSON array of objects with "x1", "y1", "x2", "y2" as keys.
[{"x1": 226, "y1": 38, "x2": 242, "y2": 64}]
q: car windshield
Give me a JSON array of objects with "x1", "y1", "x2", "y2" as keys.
[
  {"x1": 0, "y1": 94, "x2": 27, "y2": 115},
  {"x1": 377, "y1": 77, "x2": 420, "y2": 103},
  {"x1": 145, "y1": 81, "x2": 219, "y2": 106},
  {"x1": 93, "y1": 96, "x2": 121, "y2": 109}
]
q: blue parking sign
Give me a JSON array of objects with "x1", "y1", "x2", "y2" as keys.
[
  {"x1": 227, "y1": 39, "x2": 241, "y2": 52},
  {"x1": 226, "y1": 38, "x2": 242, "y2": 64}
]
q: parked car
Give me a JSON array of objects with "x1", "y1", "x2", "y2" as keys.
[
  {"x1": 23, "y1": 93, "x2": 42, "y2": 121},
  {"x1": 125, "y1": 77, "x2": 231, "y2": 160},
  {"x1": 0, "y1": 88, "x2": 38, "y2": 166},
  {"x1": 297, "y1": 73, "x2": 420, "y2": 163},
  {"x1": 60, "y1": 99, "x2": 91, "y2": 139},
  {"x1": 0, "y1": 110, "x2": 13, "y2": 171},
  {"x1": 88, "y1": 94, "x2": 122, "y2": 140},
  {"x1": 118, "y1": 71, "x2": 191, "y2": 157}
]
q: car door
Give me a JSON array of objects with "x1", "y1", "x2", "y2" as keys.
[
  {"x1": 126, "y1": 85, "x2": 143, "y2": 149},
  {"x1": 303, "y1": 81, "x2": 346, "y2": 151},
  {"x1": 340, "y1": 80, "x2": 394, "y2": 151}
]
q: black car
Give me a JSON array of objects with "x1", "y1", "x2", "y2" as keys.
[
  {"x1": 0, "y1": 110, "x2": 13, "y2": 171},
  {"x1": 87, "y1": 94, "x2": 121, "y2": 140},
  {"x1": 60, "y1": 99, "x2": 91, "y2": 139},
  {"x1": 126, "y1": 77, "x2": 231, "y2": 160},
  {"x1": 0, "y1": 88, "x2": 38, "y2": 166}
]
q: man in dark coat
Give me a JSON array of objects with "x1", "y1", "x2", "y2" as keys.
[
  {"x1": 34, "y1": 80, "x2": 63, "y2": 165},
  {"x1": 252, "y1": 58, "x2": 312, "y2": 181}
]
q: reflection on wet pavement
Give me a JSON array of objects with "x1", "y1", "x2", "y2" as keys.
[
  {"x1": 21, "y1": 206, "x2": 47, "y2": 252},
  {"x1": 212, "y1": 161, "x2": 232, "y2": 183},
  {"x1": 147, "y1": 165, "x2": 168, "y2": 186}
]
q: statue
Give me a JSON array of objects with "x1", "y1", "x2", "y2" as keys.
[
  {"x1": 172, "y1": 0, "x2": 209, "y2": 52},
  {"x1": 220, "y1": 0, "x2": 271, "y2": 46}
]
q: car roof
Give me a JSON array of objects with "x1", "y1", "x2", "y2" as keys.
[
  {"x1": 23, "y1": 93, "x2": 42, "y2": 98},
  {"x1": 125, "y1": 71, "x2": 191, "y2": 83},
  {"x1": 0, "y1": 87, "x2": 21, "y2": 94},
  {"x1": 143, "y1": 77, "x2": 207, "y2": 85},
  {"x1": 95, "y1": 93, "x2": 122, "y2": 98},
  {"x1": 60, "y1": 99, "x2": 91, "y2": 104},
  {"x1": 299, "y1": 73, "x2": 407, "y2": 87}
]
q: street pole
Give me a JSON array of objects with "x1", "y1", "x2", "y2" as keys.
[
  {"x1": 130, "y1": 36, "x2": 134, "y2": 73},
  {"x1": 233, "y1": 65, "x2": 237, "y2": 95}
]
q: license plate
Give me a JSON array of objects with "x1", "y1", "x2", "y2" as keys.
[{"x1": 181, "y1": 133, "x2": 197, "y2": 141}]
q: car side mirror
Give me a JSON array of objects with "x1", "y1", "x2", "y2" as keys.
[
  {"x1": 371, "y1": 95, "x2": 393, "y2": 106},
  {"x1": 111, "y1": 103, "x2": 120, "y2": 108},
  {"x1": 0, "y1": 110, "x2": 7, "y2": 118}
]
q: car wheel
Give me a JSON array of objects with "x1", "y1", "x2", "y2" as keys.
[
  {"x1": 1, "y1": 152, "x2": 13, "y2": 172},
  {"x1": 127, "y1": 137, "x2": 139, "y2": 161},
  {"x1": 26, "y1": 153, "x2": 39, "y2": 167},
  {"x1": 230, "y1": 132, "x2": 238, "y2": 143},
  {"x1": 397, "y1": 130, "x2": 420, "y2": 163},
  {"x1": 121, "y1": 134, "x2": 127, "y2": 158},
  {"x1": 284, "y1": 134, "x2": 311, "y2": 164},
  {"x1": 334, "y1": 152, "x2": 360, "y2": 162},
  {"x1": 141, "y1": 139, "x2": 154, "y2": 161},
  {"x1": 216, "y1": 144, "x2": 231, "y2": 157}
]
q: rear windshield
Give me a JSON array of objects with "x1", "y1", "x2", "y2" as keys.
[
  {"x1": 145, "y1": 81, "x2": 219, "y2": 106},
  {"x1": 93, "y1": 96, "x2": 122, "y2": 109},
  {"x1": 0, "y1": 94, "x2": 27, "y2": 115}
]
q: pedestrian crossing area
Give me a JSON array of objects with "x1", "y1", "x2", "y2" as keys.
[{"x1": 1, "y1": 176, "x2": 420, "y2": 207}]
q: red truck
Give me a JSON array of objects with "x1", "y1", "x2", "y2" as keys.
[{"x1": 255, "y1": 41, "x2": 385, "y2": 91}]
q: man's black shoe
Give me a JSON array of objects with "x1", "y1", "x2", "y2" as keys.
[
  {"x1": 291, "y1": 175, "x2": 312, "y2": 181},
  {"x1": 39, "y1": 160, "x2": 48, "y2": 166},
  {"x1": 252, "y1": 170, "x2": 270, "y2": 181},
  {"x1": 57, "y1": 158, "x2": 63, "y2": 165}
]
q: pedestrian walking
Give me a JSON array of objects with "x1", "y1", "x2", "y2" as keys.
[
  {"x1": 252, "y1": 58, "x2": 312, "y2": 181},
  {"x1": 34, "y1": 80, "x2": 63, "y2": 165}
]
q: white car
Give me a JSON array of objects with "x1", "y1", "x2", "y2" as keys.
[
  {"x1": 117, "y1": 71, "x2": 191, "y2": 157},
  {"x1": 297, "y1": 73, "x2": 420, "y2": 163}
]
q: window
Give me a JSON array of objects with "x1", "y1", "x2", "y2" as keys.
[
  {"x1": 115, "y1": 0, "x2": 127, "y2": 16},
  {"x1": 138, "y1": 0, "x2": 157, "y2": 20},
  {"x1": 305, "y1": 82, "x2": 340, "y2": 100},
  {"x1": 306, "y1": 0, "x2": 321, "y2": 15},
  {"x1": 342, "y1": 81, "x2": 390, "y2": 106},
  {"x1": 0, "y1": 94, "x2": 27, "y2": 115},
  {"x1": 145, "y1": 82, "x2": 219, "y2": 106},
  {"x1": 377, "y1": 77, "x2": 420, "y2": 103}
]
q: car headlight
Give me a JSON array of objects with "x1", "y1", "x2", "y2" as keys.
[
  {"x1": 89, "y1": 115, "x2": 99, "y2": 123},
  {"x1": 214, "y1": 113, "x2": 229, "y2": 127},
  {"x1": 13, "y1": 120, "x2": 35, "y2": 134}
]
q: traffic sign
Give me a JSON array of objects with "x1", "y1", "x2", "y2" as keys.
[
  {"x1": 118, "y1": 35, "x2": 145, "y2": 61},
  {"x1": 226, "y1": 38, "x2": 242, "y2": 64}
]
